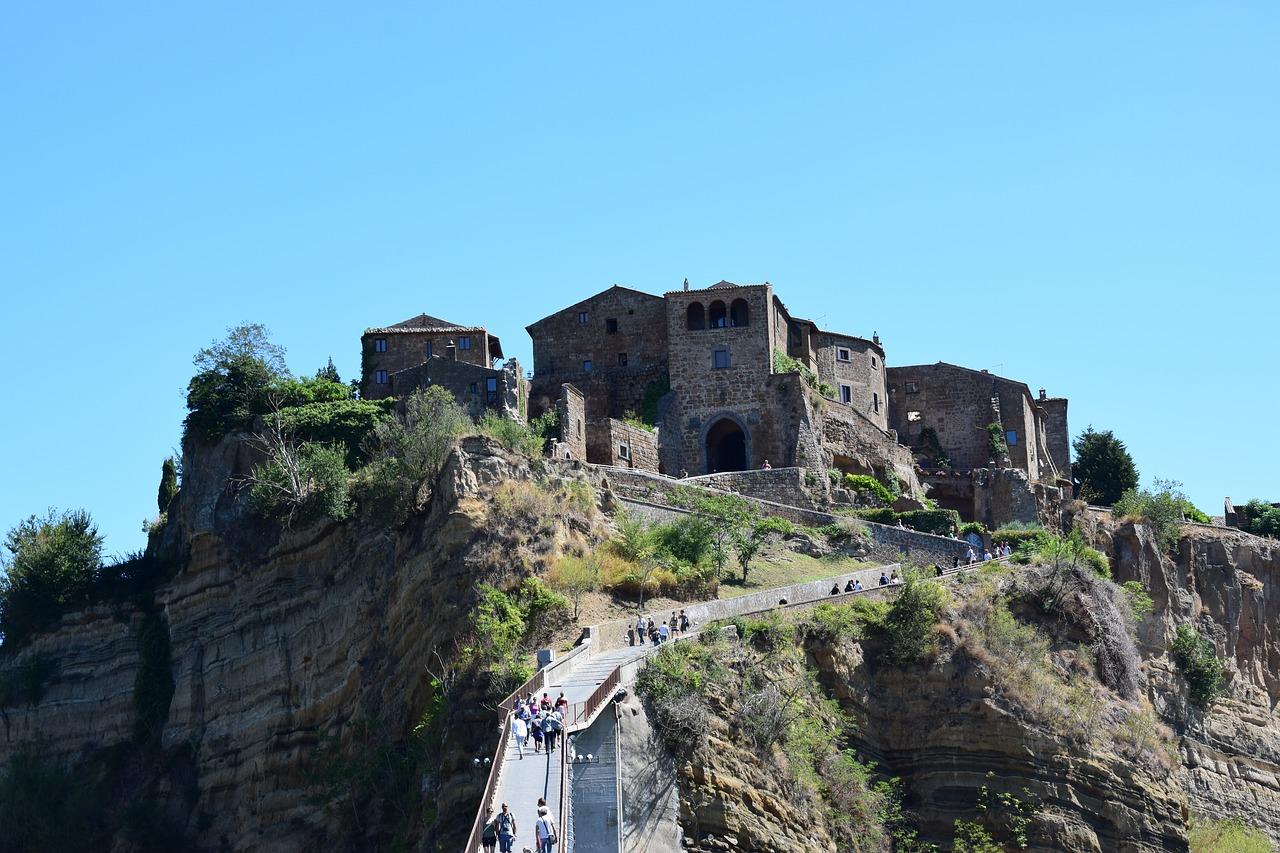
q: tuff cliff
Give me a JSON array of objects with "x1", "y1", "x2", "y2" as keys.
[{"x1": 0, "y1": 433, "x2": 589, "y2": 852}]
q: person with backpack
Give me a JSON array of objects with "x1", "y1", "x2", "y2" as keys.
[
  {"x1": 544, "y1": 711, "x2": 561, "y2": 752},
  {"x1": 495, "y1": 803, "x2": 517, "y2": 852},
  {"x1": 534, "y1": 804, "x2": 558, "y2": 852}
]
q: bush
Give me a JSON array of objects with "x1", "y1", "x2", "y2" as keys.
[
  {"x1": 1, "y1": 510, "x2": 104, "y2": 648},
  {"x1": 1114, "y1": 479, "x2": 1194, "y2": 551},
  {"x1": 877, "y1": 574, "x2": 949, "y2": 665},
  {"x1": 844, "y1": 474, "x2": 894, "y2": 506},
  {"x1": 799, "y1": 599, "x2": 887, "y2": 643},
  {"x1": 478, "y1": 411, "x2": 544, "y2": 458},
  {"x1": 247, "y1": 441, "x2": 352, "y2": 525},
  {"x1": 848, "y1": 507, "x2": 897, "y2": 526},
  {"x1": 919, "y1": 426, "x2": 952, "y2": 468},
  {"x1": 991, "y1": 522, "x2": 1048, "y2": 548},
  {"x1": 959, "y1": 522, "x2": 987, "y2": 537},
  {"x1": 1238, "y1": 500, "x2": 1280, "y2": 540},
  {"x1": 652, "y1": 515, "x2": 715, "y2": 566},
  {"x1": 1121, "y1": 582, "x2": 1155, "y2": 623},
  {"x1": 184, "y1": 324, "x2": 289, "y2": 442},
  {"x1": 278, "y1": 399, "x2": 394, "y2": 466},
  {"x1": 1172, "y1": 625, "x2": 1225, "y2": 707},
  {"x1": 637, "y1": 375, "x2": 671, "y2": 427},
  {"x1": 269, "y1": 376, "x2": 350, "y2": 407},
  {"x1": 132, "y1": 613, "x2": 174, "y2": 744},
  {"x1": 898, "y1": 509, "x2": 963, "y2": 537},
  {"x1": 548, "y1": 554, "x2": 601, "y2": 620}
]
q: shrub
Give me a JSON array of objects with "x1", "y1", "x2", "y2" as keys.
[
  {"x1": 1114, "y1": 479, "x2": 1194, "y2": 551},
  {"x1": 157, "y1": 457, "x2": 179, "y2": 513},
  {"x1": 898, "y1": 509, "x2": 963, "y2": 537},
  {"x1": 0, "y1": 655, "x2": 58, "y2": 707},
  {"x1": 1172, "y1": 625, "x2": 1225, "y2": 707},
  {"x1": 985, "y1": 423, "x2": 1008, "y2": 460},
  {"x1": 1239, "y1": 500, "x2": 1280, "y2": 540},
  {"x1": 849, "y1": 507, "x2": 897, "y2": 526},
  {"x1": 635, "y1": 643, "x2": 713, "y2": 752},
  {"x1": 247, "y1": 440, "x2": 352, "y2": 525},
  {"x1": 844, "y1": 474, "x2": 894, "y2": 505},
  {"x1": 919, "y1": 426, "x2": 952, "y2": 468},
  {"x1": 1, "y1": 510, "x2": 104, "y2": 648},
  {"x1": 959, "y1": 521, "x2": 986, "y2": 537},
  {"x1": 799, "y1": 600, "x2": 887, "y2": 643},
  {"x1": 653, "y1": 515, "x2": 715, "y2": 566},
  {"x1": 478, "y1": 411, "x2": 544, "y2": 458},
  {"x1": 1073, "y1": 427, "x2": 1139, "y2": 505},
  {"x1": 773, "y1": 349, "x2": 827, "y2": 396},
  {"x1": 269, "y1": 375, "x2": 350, "y2": 407},
  {"x1": 1189, "y1": 819, "x2": 1275, "y2": 853},
  {"x1": 1121, "y1": 581, "x2": 1155, "y2": 623},
  {"x1": 278, "y1": 399, "x2": 394, "y2": 466},
  {"x1": 991, "y1": 522, "x2": 1048, "y2": 548},
  {"x1": 637, "y1": 375, "x2": 671, "y2": 427},
  {"x1": 877, "y1": 574, "x2": 949, "y2": 665},
  {"x1": 548, "y1": 555, "x2": 600, "y2": 621},
  {"x1": 184, "y1": 323, "x2": 289, "y2": 442}
]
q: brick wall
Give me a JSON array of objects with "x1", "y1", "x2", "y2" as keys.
[{"x1": 527, "y1": 285, "x2": 669, "y2": 421}]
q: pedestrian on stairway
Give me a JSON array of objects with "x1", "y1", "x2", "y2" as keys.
[
  {"x1": 535, "y1": 804, "x2": 559, "y2": 852},
  {"x1": 495, "y1": 803, "x2": 517, "y2": 853},
  {"x1": 511, "y1": 714, "x2": 528, "y2": 759},
  {"x1": 556, "y1": 693, "x2": 568, "y2": 714}
]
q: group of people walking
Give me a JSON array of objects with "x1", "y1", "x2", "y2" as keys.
[
  {"x1": 958, "y1": 542, "x2": 1013, "y2": 565},
  {"x1": 481, "y1": 798, "x2": 559, "y2": 853},
  {"x1": 829, "y1": 570, "x2": 899, "y2": 596},
  {"x1": 509, "y1": 691, "x2": 567, "y2": 758},
  {"x1": 628, "y1": 610, "x2": 690, "y2": 647}
]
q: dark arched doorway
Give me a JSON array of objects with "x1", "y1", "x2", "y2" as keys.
[{"x1": 705, "y1": 417, "x2": 747, "y2": 473}]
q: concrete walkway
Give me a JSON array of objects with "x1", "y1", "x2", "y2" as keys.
[{"x1": 490, "y1": 645, "x2": 651, "y2": 850}]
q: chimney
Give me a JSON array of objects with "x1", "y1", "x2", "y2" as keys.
[
  {"x1": 445, "y1": 339, "x2": 457, "y2": 360},
  {"x1": 1039, "y1": 388, "x2": 1047, "y2": 400}
]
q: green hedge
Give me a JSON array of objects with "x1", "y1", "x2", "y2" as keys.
[
  {"x1": 991, "y1": 524, "x2": 1049, "y2": 546},
  {"x1": 846, "y1": 507, "x2": 961, "y2": 537},
  {"x1": 278, "y1": 399, "x2": 396, "y2": 467},
  {"x1": 848, "y1": 507, "x2": 897, "y2": 525}
]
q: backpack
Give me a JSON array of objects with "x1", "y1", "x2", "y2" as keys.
[{"x1": 497, "y1": 812, "x2": 514, "y2": 833}]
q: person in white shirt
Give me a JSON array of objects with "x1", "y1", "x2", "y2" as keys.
[
  {"x1": 534, "y1": 804, "x2": 558, "y2": 852},
  {"x1": 511, "y1": 715, "x2": 528, "y2": 759}
]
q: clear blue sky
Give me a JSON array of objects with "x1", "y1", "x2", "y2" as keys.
[{"x1": 2, "y1": 3, "x2": 1276, "y2": 559}]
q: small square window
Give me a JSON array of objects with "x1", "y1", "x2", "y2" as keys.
[
  {"x1": 617, "y1": 352, "x2": 628, "y2": 367},
  {"x1": 375, "y1": 369, "x2": 388, "y2": 384},
  {"x1": 458, "y1": 336, "x2": 471, "y2": 350},
  {"x1": 907, "y1": 410, "x2": 922, "y2": 422},
  {"x1": 904, "y1": 381, "x2": 920, "y2": 394},
  {"x1": 583, "y1": 360, "x2": 593, "y2": 373},
  {"x1": 486, "y1": 377, "x2": 498, "y2": 392},
  {"x1": 837, "y1": 348, "x2": 851, "y2": 362},
  {"x1": 425, "y1": 341, "x2": 433, "y2": 358},
  {"x1": 1006, "y1": 430, "x2": 1018, "y2": 446},
  {"x1": 578, "y1": 312, "x2": 589, "y2": 325},
  {"x1": 618, "y1": 444, "x2": 630, "y2": 460},
  {"x1": 840, "y1": 384, "x2": 852, "y2": 404},
  {"x1": 713, "y1": 348, "x2": 730, "y2": 369},
  {"x1": 374, "y1": 338, "x2": 387, "y2": 353},
  {"x1": 469, "y1": 382, "x2": 478, "y2": 394},
  {"x1": 606, "y1": 318, "x2": 618, "y2": 334}
]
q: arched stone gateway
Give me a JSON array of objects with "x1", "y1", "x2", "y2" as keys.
[{"x1": 704, "y1": 416, "x2": 748, "y2": 473}]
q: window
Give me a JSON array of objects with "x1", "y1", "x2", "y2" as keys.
[
  {"x1": 582, "y1": 360, "x2": 593, "y2": 373},
  {"x1": 486, "y1": 377, "x2": 498, "y2": 392},
  {"x1": 713, "y1": 348, "x2": 730, "y2": 369},
  {"x1": 729, "y1": 298, "x2": 749, "y2": 327},
  {"x1": 374, "y1": 338, "x2": 387, "y2": 353},
  {"x1": 904, "y1": 381, "x2": 920, "y2": 394},
  {"x1": 577, "y1": 419, "x2": 582, "y2": 437},
  {"x1": 1006, "y1": 430, "x2": 1018, "y2": 446},
  {"x1": 425, "y1": 341, "x2": 433, "y2": 358},
  {"x1": 871, "y1": 355, "x2": 878, "y2": 368},
  {"x1": 469, "y1": 382, "x2": 478, "y2": 394},
  {"x1": 458, "y1": 336, "x2": 471, "y2": 350},
  {"x1": 837, "y1": 347, "x2": 851, "y2": 362},
  {"x1": 907, "y1": 411, "x2": 922, "y2": 422},
  {"x1": 578, "y1": 311, "x2": 589, "y2": 325},
  {"x1": 617, "y1": 352, "x2": 628, "y2": 367},
  {"x1": 873, "y1": 393, "x2": 880, "y2": 413},
  {"x1": 618, "y1": 443, "x2": 630, "y2": 460},
  {"x1": 708, "y1": 300, "x2": 727, "y2": 328},
  {"x1": 686, "y1": 302, "x2": 705, "y2": 330},
  {"x1": 375, "y1": 369, "x2": 388, "y2": 384},
  {"x1": 606, "y1": 318, "x2": 618, "y2": 334},
  {"x1": 840, "y1": 384, "x2": 852, "y2": 404}
]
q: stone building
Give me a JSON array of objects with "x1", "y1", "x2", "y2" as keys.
[
  {"x1": 527, "y1": 280, "x2": 919, "y2": 490},
  {"x1": 360, "y1": 313, "x2": 505, "y2": 401},
  {"x1": 359, "y1": 312, "x2": 526, "y2": 421}
]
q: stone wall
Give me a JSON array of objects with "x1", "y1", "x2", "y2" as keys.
[
  {"x1": 554, "y1": 383, "x2": 587, "y2": 460},
  {"x1": 812, "y1": 332, "x2": 888, "y2": 431},
  {"x1": 1040, "y1": 395, "x2": 1070, "y2": 481},
  {"x1": 527, "y1": 285, "x2": 669, "y2": 421},
  {"x1": 685, "y1": 467, "x2": 820, "y2": 510},
  {"x1": 587, "y1": 418, "x2": 660, "y2": 472},
  {"x1": 817, "y1": 395, "x2": 922, "y2": 498},
  {"x1": 388, "y1": 356, "x2": 524, "y2": 421},
  {"x1": 361, "y1": 327, "x2": 494, "y2": 399}
]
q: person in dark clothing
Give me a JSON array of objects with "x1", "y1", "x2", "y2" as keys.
[
  {"x1": 844, "y1": 579, "x2": 856, "y2": 592},
  {"x1": 830, "y1": 583, "x2": 840, "y2": 596}
]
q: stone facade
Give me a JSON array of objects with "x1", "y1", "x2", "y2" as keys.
[
  {"x1": 587, "y1": 418, "x2": 660, "y2": 472},
  {"x1": 886, "y1": 362, "x2": 1063, "y2": 482},
  {"x1": 1038, "y1": 391, "x2": 1071, "y2": 481},
  {"x1": 361, "y1": 312, "x2": 503, "y2": 401},
  {"x1": 387, "y1": 356, "x2": 526, "y2": 421},
  {"x1": 811, "y1": 331, "x2": 888, "y2": 431},
  {"x1": 553, "y1": 384, "x2": 587, "y2": 461},
  {"x1": 526, "y1": 285, "x2": 670, "y2": 422}
]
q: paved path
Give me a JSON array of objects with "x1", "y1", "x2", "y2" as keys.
[{"x1": 489, "y1": 645, "x2": 651, "y2": 851}]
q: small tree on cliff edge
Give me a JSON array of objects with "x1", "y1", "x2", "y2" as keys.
[
  {"x1": 157, "y1": 457, "x2": 180, "y2": 512},
  {"x1": 1072, "y1": 427, "x2": 1138, "y2": 506}
]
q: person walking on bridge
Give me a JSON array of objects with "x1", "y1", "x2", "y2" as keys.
[
  {"x1": 534, "y1": 804, "x2": 559, "y2": 852},
  {"x1": 511, "y1": 714, "x2": 528, "y2": 759},
  {"x1": 495, "y1": 803, "x2": 517, "y2": 853}
]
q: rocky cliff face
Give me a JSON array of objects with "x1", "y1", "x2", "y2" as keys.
[
  {"x1": 0, "y1": 433, "x2": 573, "y2": 852},
  {"x1": 1093, "y1": 515, "x2": 1280, "y2": 843}
]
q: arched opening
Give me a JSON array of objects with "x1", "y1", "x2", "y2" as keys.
[
  {"x1": 729, "y1": 298, "x2": 749, "y2": 327},
  {"x1": 705, "y1": 417, "x2": 747, "y2": 473},
  {"x1": 708, "y1": 300, "x2": 727, "y2": 328},
  {"x1": 686, "y1": 302, "x2": 705, "y2": 330}
]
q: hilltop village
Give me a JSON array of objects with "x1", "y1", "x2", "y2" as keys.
[{"x1": 360, "y1": 279, "x2": 1072, "y2": 529}]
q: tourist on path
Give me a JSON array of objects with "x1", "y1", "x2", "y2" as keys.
[
  {"x1": 481, "y1": 813, "x2": 498, "y2": 852},
  {"x1": 512, "y1": 715, "x2": 528, "y2": 759},
  {"x1": 495, "y1": 803, "x2": 517, "y2": 853},
  {"x1": 535, "y1": 804, "x2": 559, "y2": 852},
  {"x1": 679, "y1": 610, "x2": 690, "y2": 633},
  {"x1": 658, "y1": 621, "x2": 670, "y2": 643},
  {"x1": 531, "y1": 716, "x2": 544, "y2": 753}
]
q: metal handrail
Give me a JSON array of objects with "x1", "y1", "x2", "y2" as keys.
[{"x1": 463, "y1": 710, "x2": 513, "y2": 852}]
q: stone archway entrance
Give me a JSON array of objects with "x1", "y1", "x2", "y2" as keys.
[{"x1": 705, "y1": 417, "x2": 748, "y2": 473}]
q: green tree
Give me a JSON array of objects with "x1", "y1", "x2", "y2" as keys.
[
  {"x1": 672, "y1": 489, "x2": 755, "y2": 581},
  {"x1": 1240, "y1": 500, "x2": 1280, "y2": 540},
  {"x1": 732, "y1": 515, "x2": 793, "y2": 584},
  {"x1": 157, "y1": 457, "x2": 179, "y2": 512},
  {"x1": 1, "y1": 510, "x2": 104, "y2": 647},
  {"x1": 548, "y1": 554, "x2": 601, "y2": 621},
  {"x1": 184, "y1": 323, "x2": 290, "y2": 442},
  {"x1": 879, "y1": 573, "x2": 949, "y2": 665},
  {"x1": 1072, "y1": 427, "x2": 1139, "y2": 505},
  {"x1": 1113, "y1": 479, "x2": 1193, "y2": 551},
  {"x1": 315, "y1": 357, "x2": 341, "y2": 385},
  {"x1": 1172, "y1": 625, "x2": 1225, "y2": 707}
]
